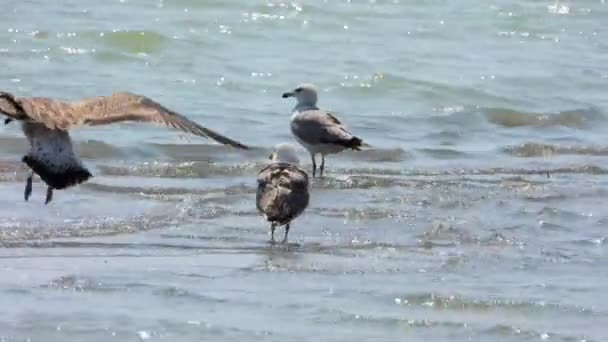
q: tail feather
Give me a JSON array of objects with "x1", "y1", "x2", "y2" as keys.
[
  {"x1": 341, "y1": 136, "x2": 363, "y2": 151},
  {"x1": 321, "y1": 135, "x2": 364, "y2": 150}
]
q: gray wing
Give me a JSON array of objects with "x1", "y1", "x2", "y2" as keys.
[
  {"x1": 256, "y1": 163, "x2": 310, "y2": 224},
  {"x1": 290, "y1": 109, "x2": 356, "y2": 146},
  {"x1": 4, "y1": 92, "x2": 248, "y2": 149}
]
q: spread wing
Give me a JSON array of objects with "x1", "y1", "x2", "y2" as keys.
[{"x1": 4, "y1": 92, "x2": 248, "y2": 149}]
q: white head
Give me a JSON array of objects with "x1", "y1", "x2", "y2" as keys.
[
  {"x1": 282, "y1": 83, "x2": 318, "y2": 107},
  {"x1": 269, "y1": 143, "x2": 300, "y2": 164}
]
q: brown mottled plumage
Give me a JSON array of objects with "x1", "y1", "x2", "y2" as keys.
[
  {"x1": 0, "y1": 91, "x2": 249, "y2": 204},
  {"x1": 256, "y1": 144, "x2": 310, "y2": 243}
]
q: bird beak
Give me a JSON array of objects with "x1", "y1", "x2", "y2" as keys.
[{"x1": 282, "y1": 91, "x2": 294, "y2": 98}]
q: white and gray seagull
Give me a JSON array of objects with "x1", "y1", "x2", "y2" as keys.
[
  {"x1": 282, "y1": 83, "x2": 364, "y2": 177},
  {"x1": 256, "y1": 143, "x2": 310, "y2": 243},
  {"x1": 0, "y1": 91, "x2": 249, "y2": 204}
]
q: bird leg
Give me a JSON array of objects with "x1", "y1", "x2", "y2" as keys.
[
  {"x1": 24, "y1": 171, "x2": 33, "y2": 201},
  {"x1": 45, "y1": 186, "x2": 54, "y2": 205},
  {"x1": 4, "y1": 118, "x2": 13, "y2": 125},
  {"x1": 270, "y1": 223, "x2": 277, "y2": 243},
  {"x1": 311, "y1": 153, "x2": 317, "y2": 178},
  {"x1": 320, "y1": 155, "x2": 326, "y2": 177},
  {"x1": 281, "y1": 224, "x2": 290, "y2": 244}
]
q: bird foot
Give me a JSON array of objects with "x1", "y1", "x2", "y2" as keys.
[
  {"x1": 281, "y1": 224, "x2": 290, "y2": 244},
  {"x1": 24, "y1": 174, "x2": 33, "y2": 201},
  {"x1": 45, "y1": 187, "x2": 54, "y2": 205}
]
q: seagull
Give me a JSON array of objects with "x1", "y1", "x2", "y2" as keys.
[
  {"x1": 0, "y1": 91, "x2": 249, "y2": 204},
  {"x1": 282, "y1": 83, "x2": 364, "y2": 177},
  {"x1": 256, "y1": 143, "x2": 310, "y2": 244}
]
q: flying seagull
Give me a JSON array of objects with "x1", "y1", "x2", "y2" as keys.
[
  {"x1": 256, "y1": 143, "x2": 309, "y2": 244},
  {"x1": 0, "y1": 91, "x2": 249, "y2": 204},
  {"x1": 282, "y1": 83, "x2": 364, "y2": 177}
]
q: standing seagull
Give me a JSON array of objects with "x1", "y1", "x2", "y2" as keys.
[
  {"x1": 256, "y1": 143, "x2": 310, "y2": 244},
  {"x1": 282, "y1": 83, "x2": 364, "y2": 177},
  {"x1": 0, "y1": 91, "x2": 248, "y2": 204}
]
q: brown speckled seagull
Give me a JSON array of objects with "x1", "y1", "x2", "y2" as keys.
[
  {"x1": 256, "y1": 143, "x2": 310, "y2": 243},
  {"x1": 0, "y1": 91, "x2": 249, "y2": 204}
]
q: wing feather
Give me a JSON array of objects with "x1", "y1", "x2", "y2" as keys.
[
  {"x1": 79, "y1": 92, "x2": 249, "y2": 149},
  {"x1": 5, "y1": 92, "x2": 248, "y2": 149},
  {"x1": 256, "y1": 162, "x2": 309, "y2": 223},
  {"x1": 291, "y1": 109, "x2": 354, "y2": 146}
]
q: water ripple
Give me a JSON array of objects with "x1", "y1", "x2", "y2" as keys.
[{"x1": 483, "y1": 107, "x2": 605, "y2": 129}]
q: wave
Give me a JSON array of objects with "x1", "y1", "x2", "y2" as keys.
[
  {"x1": 347, "y1": 147, "x2": 411, "y2": 162},
  {"x1": 4, "y1": 160, "x2": 608, "y2": 199},
  {"x1": 162, "y1": 0, "x2": 239, "y2": 10},
  {"x1": 482, "y1": 325, "x2": 594, "y2": 342},
  {"x1": 322, "y1": 312, "x2": 593, "y2": 342},
  {"x1": 322, "y1": 311, "x2": 466, "y2": 329},
  {"x1": 392, "y1": 292, "x2": 597, "y2": 315},
  {"x1": 82, "y1": 182, "x2": 254, "y2": 199},
  {"x1": 483, "y1": 107, "x2": 605, "y2": 128},
  {"x1": 340, "y1": 164, "x2": 608, "y2": 177},
  {"x1": 145, "y1": 143, "x2": 265, "y2": 160},
  {"x1": 417, "y1": 148, "x2": 469, "y2": 159},
  {"x1": 331, "y1": 72, "x2": 412, "y2": 92},
  {"x1": 92, "y1": 50, "x2": 143, "y2": 64},
  {"x1": 82, "y1": 30, "x2": 169, "y2": 55},
  {"x1": 42, "y1": 274, "x2": 135, "y2": 293},
  {"x1": 316, "y1": 304, "x2": 599, "y2": 341},
  {"x1": 41, "y1": 274, "x2": 227, "y2": 304},
  {"x1": 504, "y1": 142, "x2": 608, "y2": 157},
  {"x1": 97, "y1": 161, "x2": 262, "y2": 178},
  {"x1": 93, "y1": 146, "x2": 408, "y2": 177},
  {"x1": 17, "y1": 29, "x2": 171, "y2": 60},
  {"x1": 0, "y1": 212, "x2": 171, "y2": 243}
]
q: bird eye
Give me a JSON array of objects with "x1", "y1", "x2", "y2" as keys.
[
  {"x1": 295, "y1": 88, "x2": 303, "y2": 93},
  {"x1": 269, "y1": 154, "x2": 273, "y2": 160}
]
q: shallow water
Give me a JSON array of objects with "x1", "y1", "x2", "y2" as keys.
[{"x1": 1, "y1": 0, "x2": 607, "y2": 341}]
